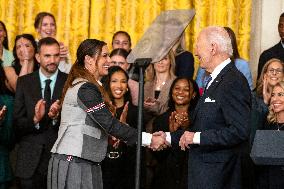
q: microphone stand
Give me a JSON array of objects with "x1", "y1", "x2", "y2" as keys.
[{"x1": 134, "y1": 58, "x2": 151, "y2": 189}]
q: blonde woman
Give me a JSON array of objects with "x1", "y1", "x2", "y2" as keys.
[
  {"x1": 251, "y1": 58, "x2": 284, "y2": 143},
  {"x1": 255, "y1": 81, "x2": 284, "y2": 189}
]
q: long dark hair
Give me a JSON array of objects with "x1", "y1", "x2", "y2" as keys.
[
  {"x1": 103, "y1": 66, "x2": 131, "y2": 106},
  {"x1": 0, "y1": 21, "x2": 9, "y2": 50},
  {"x1": 12, "y1": 34, "x2": 39, "y2": 74},
  {"x1": 61, "y1": 39, "x2": 114, "y2": 112},
  {"x1": 168, "y1": 77, "x2": 200, "y2": 112}
]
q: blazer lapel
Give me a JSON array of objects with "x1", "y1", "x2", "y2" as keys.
[
  {"x1": 192, "y1": 63, "x2": 234, "y2": 121},
  {"x1": 32, "y1": 71, "x2": 43, "y2": 100}
]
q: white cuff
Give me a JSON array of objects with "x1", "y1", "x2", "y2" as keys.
[
  {"x1": 193, "y1": 132, "x2": 201, "y2": 144},
  {"x1": 165, "y1": 132, "x2": 171, "y2": 145},
  {"x1": 142, "y1": 132, "x2": 152, "y2": 146}
]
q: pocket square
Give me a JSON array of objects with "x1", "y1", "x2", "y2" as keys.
[{"x1": 204, "y1": 97, "x2": 215, "y2": 103}]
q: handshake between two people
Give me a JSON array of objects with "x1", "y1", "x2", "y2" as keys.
[{"x1": 149, "y1": 131, "x2": 196, "y2": 151}]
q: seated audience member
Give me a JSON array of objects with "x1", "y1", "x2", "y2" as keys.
[
  {"x1": 196, "y1": 26, "x2": 253, "y2": 93},
  {"x1": 172, "y1": 32, "x2": 194, "y2": 78},
  {"x1": 4, "y1": 34, "x2": 39, "y2": 92},
  {"x1": 0, "y1": 21, "x2": 14, "y2": 67},
  {"x1": 110, "y1": 48, "x2": 139, "y2": 105},
  {"x1": 251, "y1": 58, "x2": 284, "y2": 143},
  {"x1": 34, "y1": 12, "x2": 71, "y2": 73},
  {"x1": 152, "y1": 77, "x2": 199, "y2": 189},
  {"x1": 102, "y1": 66, "x2": 138, "y2": 189},
  {"x1": 13, "y1": 37, "x2": 68, "y2": 189},
  {"x1": 257, "y1": 12, "x2": 284, "y2": 79},
  {"x1": 255, "y1": 81, "x2": 284, "y2": 189},
  {"x1": 0, "y1": 60, "x2": 14, "y2": 189}
]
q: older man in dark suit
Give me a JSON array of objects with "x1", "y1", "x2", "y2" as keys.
[
  {"x1": 166, "y1": 26, "x2": 251, "y2": 189},
  {"x1": 257, "y1": 12, "x2": 284, "y2": 79},
  {"x1": 14, "y1": 37, "x2": 68, "y2": 189}
]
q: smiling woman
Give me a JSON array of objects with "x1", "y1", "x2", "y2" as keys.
[
  {"x1": 151, "y1": 77, "x2": 200, "y2": 189},
  {"x1": 255, "y1": 81, "x2": 284, "y2": 188}
]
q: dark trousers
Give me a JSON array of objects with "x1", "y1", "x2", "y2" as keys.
[{"x1": 18, "y1": 171, "x2": 47, "y2": 189}]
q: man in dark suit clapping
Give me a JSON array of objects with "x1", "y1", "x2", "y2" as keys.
[
  {"x1": 14, "y1": 37, "x2": 68, "y2": 189},
  {"x1": 167, "y1": 26, "x2": 251, "y2": 189}
]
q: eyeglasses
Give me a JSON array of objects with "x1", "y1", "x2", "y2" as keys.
[
  {"x1": 268, "y1": 68, "x2": 283, "y2": 75},
  {"x1": 111, "y1": 61, "x2": 126, "y2": 66}
]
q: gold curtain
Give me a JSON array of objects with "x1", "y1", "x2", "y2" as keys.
[{"x1": 0, "y1": 0, "x2": 251, "y2": 77}]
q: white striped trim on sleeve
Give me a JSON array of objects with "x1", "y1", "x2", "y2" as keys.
[{"x1": 85, "y1": 102, "x2": 106, "y2": 113}]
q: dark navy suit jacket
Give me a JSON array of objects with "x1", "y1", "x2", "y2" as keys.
[
  {"x1": 14, "y1": 70, "x2": 67, "y2": 178},
  {"x1": 171, "y1": 63, "x2": 251, "y2": 189}
]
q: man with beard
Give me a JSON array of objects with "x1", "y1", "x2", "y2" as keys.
[{"x1": 14, "y1": 37, "x2": 68, "y2": 189}]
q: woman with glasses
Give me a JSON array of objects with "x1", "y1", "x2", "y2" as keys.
[{"x1": 251, "y1": 58, "x2": 284, "y2": 143}]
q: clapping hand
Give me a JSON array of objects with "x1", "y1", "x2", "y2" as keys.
[
  {"x1": 48, "y1": 100, "x2": 61, "y2": 119},
  {"x1": 120, "y1": 102, "x2": 129, "y2": 124},
  {"x1": 169, "y1": 111, "x2": 190, "y2": 132},
  {"x1": 33, "y1": 99, "x2": 46, "y2": 124},
  {"x1": 263, "y1": 76, "x2": 272, "y2": 105},
  {"x1": 0, "y1": 105, "x2": 7, "y2": 121},
  {"x1": 59, "y1": 42, "x2": 69, "y2": 61}
]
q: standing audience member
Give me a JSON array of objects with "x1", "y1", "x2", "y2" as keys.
[
  {"x1": 144, "y1": 50, "x2": 177, "y2": 127},
  {"x1": 4, "y1": 34, "x2": 39, "y2": 92},
  {"x1": 48, "y1": 39, "x2": 165, "y2": 189},
  {"x1": 143, "y1": 50, "x2": 176, "y2": 189},
  {"x1": 0, "y1": 60, "x2": 14, "y2": 189},
  {"x1": 34, "y1": 12, "x2": 71, "y2": 73},
  {"x1": 152, "y1": 77, "x2": 199, "y2": 189},
  {"x1": 196, "y1": 26, "x2": 253, "y2": 93},
  {"x1": 102, "y1": 66, "x2": 138, "y2": 189},
  {"x1": 112, "y1": 31, "x2": 131, "y2": 52},
  {"x1": 257, "y1": 12, "x2": 284, "y2": 79},
  {"x1": 110, "y1": 48, "x2": 139, "y2": 105},
  {"x1": 172, "y1": 33, "x2": 195, "y2": 78},
  {"x1": 173, "y1": 26, "x2": 251, "y2": 189},
  {"x1": 0, "y1": 21, "x2": 14, "y2": 67},
  {"x1": 251, "y1": 58, "x2": 284, "y2": 143},
  {"x1": 255, "y1": 81, "x2": 284, "y2": 189},
  {"x1": 14, "y1": 37, "x2": 67, "y2": 189}
]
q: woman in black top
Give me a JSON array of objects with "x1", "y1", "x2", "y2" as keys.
[
  {"x1": 102, "y1": 66, "x2": 138, "y2": 189},
  {"x1": 152, "y1": 77, "x2": 199, "y2": 189},
  {"x1": 256, "y1": 81, "x2": 284, "y2": 189}
]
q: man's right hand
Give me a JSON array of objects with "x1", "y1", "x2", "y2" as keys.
[{"x1": 33, "y1": 99, "x2": 46, "y2": 124}]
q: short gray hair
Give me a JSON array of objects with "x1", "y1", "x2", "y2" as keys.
[{"x1": 203, "y1": 26, "x2": 233, "y2": 56}]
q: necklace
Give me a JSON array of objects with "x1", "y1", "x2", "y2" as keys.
[{"x1": 155, "y1": 81, "x2": 166, "y2": 91}]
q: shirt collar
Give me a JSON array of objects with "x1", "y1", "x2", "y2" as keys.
[
  {"x1": 208, "y1": 58, "x2": 231, "y2": 86},
  {"x1": 281, "y1": 40, "x2": 284, "y2": 48},
  {"x1": 39, "y1": 68, "x2": 59, "y2": 83}
]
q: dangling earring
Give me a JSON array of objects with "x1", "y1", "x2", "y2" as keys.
[{"x1": 126, "y1": 88, "x2": 129, "y2": 92}]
